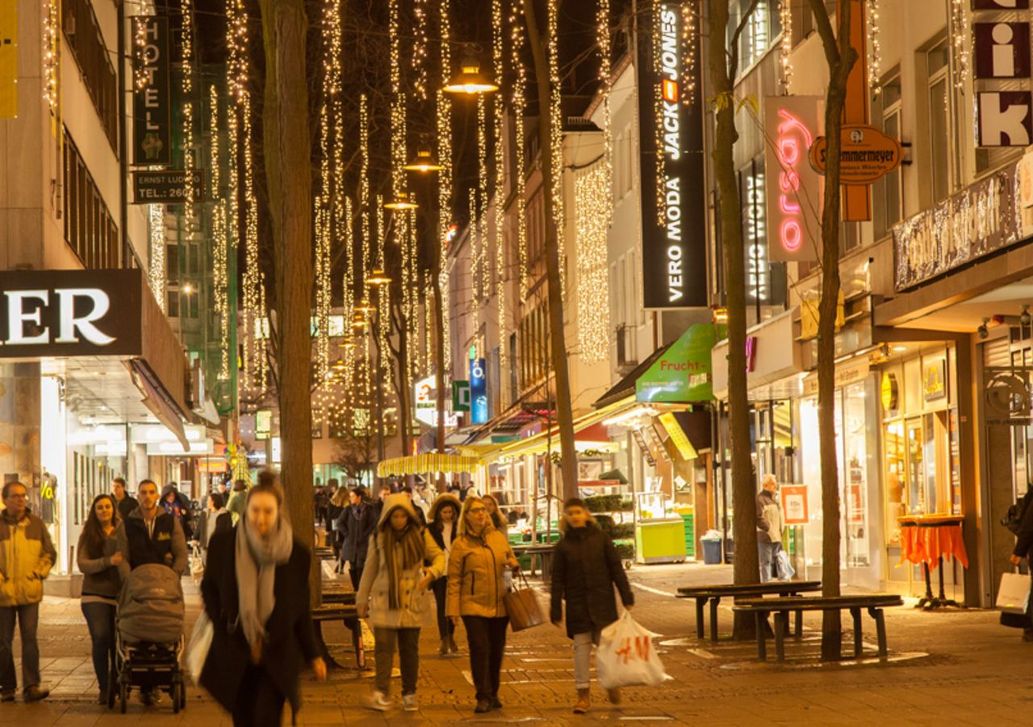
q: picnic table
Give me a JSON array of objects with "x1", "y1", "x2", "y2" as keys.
[
  {"x1": 732, "y1": 593, "x2": 904, "y2": 661},
  {"x1": 675, "y1": 581, "x2": 822, "y2": 641},
  {"x1": 512, "y1": 544, "x2": 555, "y2": 580}
]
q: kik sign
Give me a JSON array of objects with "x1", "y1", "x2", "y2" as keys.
[
  {"x1": 637, "y1": 1, "x2": 706, "y2": 309},
  {"x1": 0, "y1": 270, "x2": 143, "y2": 358},
  {"x1": 973, "y1": 1, "x2": 1033, "y2": 147},
  {"x1": 131, "y1": 16, "x2": 172, "y2": 165}
]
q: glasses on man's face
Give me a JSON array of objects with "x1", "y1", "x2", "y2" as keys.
[{"x1": 5, "y1": 494, "x2": 27, "y2": 500}]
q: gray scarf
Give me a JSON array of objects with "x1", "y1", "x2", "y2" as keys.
[{"x1": 235, "y1": 514, "x2": 293, "y2": 657}]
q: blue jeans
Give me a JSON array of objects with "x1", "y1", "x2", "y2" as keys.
[
  {"x1": 81, "y1": 602, "x2": 116, "y2": 694},
  {"x1": 0, "y1": 603, "x2": 41, "y2": 693},
  {"x1": 758, "y1": 541, "x2": 777, "y2": 583}
]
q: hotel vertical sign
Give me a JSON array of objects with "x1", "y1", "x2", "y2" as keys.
[
  {"x1": 131, "y1": 16, "x2": 172, "y2": 165},
  {"x1": 973, "y1": 0, "x2": 1033, "y2": 147},
  {"x1": 637, "y1": 1, "x2": 707, "y2": 308}
]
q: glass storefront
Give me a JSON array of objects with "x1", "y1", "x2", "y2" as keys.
[
  {"x1": 878, "y1": 346, "x2": 960, "y2": 593},
  {"x1": 798, "y1": 374, "x2": 882, "y2": 589}
]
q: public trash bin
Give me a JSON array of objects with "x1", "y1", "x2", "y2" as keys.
[{"x1": 701, "y1": 530, "x2": 722, "y2": 565}]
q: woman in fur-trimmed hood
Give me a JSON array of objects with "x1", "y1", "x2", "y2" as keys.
[{"x1": 356, "y1": 494, "x2": 445, "y2": 712}]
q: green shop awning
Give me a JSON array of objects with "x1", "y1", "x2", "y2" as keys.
[{"x1": 635, "y1": 323, "x2": 719, "y2": 404}]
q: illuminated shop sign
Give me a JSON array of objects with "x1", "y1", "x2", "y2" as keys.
[
  {"x1": 469, "y1": 358, "x2": 488, "y2": 425},
  {"x1": 131, "y1": 16, "x2": 172, "y2": 165},
  {"x1": 637, "y1": 1, "x2": 706, "y2": 308},
  {"x1": 0, "y1": 270, "x2": 143, "y2": 357},
  {"x1": 973, "y1": 2, "x2": 1033, "y2": 147},
  {"x1": 763, "y1": 96, "x2": 823, "y2": 262}
]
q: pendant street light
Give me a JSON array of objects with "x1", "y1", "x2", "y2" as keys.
[
  {"x1": 351, "y1": 311, "x2": 369, "y2": 331},
  {"x1": 367, "y1": 268, "x2": 393, "y2": 287},
  {"x1": 383, "y1": 191, "x2": 419, "y2": 210},
  {"x1": 354, "y1": 298, "x2": 376, "y2": 316},
  {"x1": 403, "y1": 146, "x2": 444, "y2": 173},
  {"x1": 443, "y1": 49, "x2": 499, "y2": 96}
]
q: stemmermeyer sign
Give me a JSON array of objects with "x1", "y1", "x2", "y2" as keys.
[
  {"x1": 0, "y1": 270, "x2": 143, "y2": 357},
  {"x1": 637, "y1": 1, "x2": 706, "y2": 308}
]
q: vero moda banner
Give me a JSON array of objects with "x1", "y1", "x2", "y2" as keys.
[
  {"x1": 636, "y1": 1, "x2": 707, "y2": 309},
  {"x1": 470, "y1": 358, "x2": 488, "y2": 424}
]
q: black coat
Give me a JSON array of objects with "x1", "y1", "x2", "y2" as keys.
[
  {"x1": 335, "y1": 503, "x2": 377, "y2": 565},
  {"x1": 550, "y1": 522, "x2": 634, "y2": 638},
  {"x1": 199, "y1": 529, "x2": 320, "y2": 718},
  {"x1": 1014, "y1": 490, "x2": 1033, "y2": 558}
]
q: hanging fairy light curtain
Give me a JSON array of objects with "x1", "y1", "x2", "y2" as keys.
[
  {"x1": 209, "y1": 85, "x2": 231, "y2": 381},
  {"x1": 547, "y1": 0, "x2": 566, "y2": 299},
  {"x1": 179, "y1": 0, "x2": 197, "y2": 270},
  {"x1": 510, "y1": 0, "x2": 529, "y2": 301},
  {"x1": 437, "y1": 0, "x2": 453, "y2": 376},
  {"x1": 491, "y1": 0, "x2": 507, "y2": 376}
]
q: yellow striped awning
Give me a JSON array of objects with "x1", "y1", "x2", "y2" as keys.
[{"x1": 376, "y1": 453, "x2": 483, "y2": 478}]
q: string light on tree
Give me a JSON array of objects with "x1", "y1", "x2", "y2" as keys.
[
  {"x1": 866, "y1": 0, "x2": 881, "y2": 96},
  {"x1": 209, "y1": 85, "x2": 231, "y2": 380},
  {"x1": 492, "y1": 0, "x2": 507, "y2": 375},
  {"x1": 949, "y1": 0, "x2": 969, "y2": 91},
  {"x1": 574, "y1": 162, "x2": 611, "y2": 363},
  {"x1": 547, "y1": 0, "x2": 566, "y2": 299},
  {"x1": 778, "y1": 0, "x2": 792, "y2": 93},
  {"x1": 148, "y1": 205, "x2": 166, "y2": 312},
  {"x1": 510, "y1": 0, "x2": 529, "y2": 299},
  {"x1": 413, "y1": 0, "x2": 429, "y2": 100},
  {"x1": 42, "y1": 0, "x2": 59, "y2": 111},
  {"x1": 476, "y1": 96, "x2": 489, "y2": 302},
  {"x1": 596, "y1": 0, "x2": 613, "y2": 211},
  {"x1": 179, "y1": 0, "x2": 197, "y2": 272},
  {"x1": 437, "y1": 0, "x2": 454, "y2": 375}
]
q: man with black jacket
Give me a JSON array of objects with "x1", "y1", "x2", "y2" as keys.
[
  {"x1": 124, "y1": 479, "x2": 187, "y2": 575},
  {"x1": 334, "y1": 488, "x2": 377, "y2": 590},
  {"x1": 111, "y1": 478, "x2": 138, "y2": 521},
  {"x1": 1009, "y1": 489, "x2": 1033, "y2": 640}
]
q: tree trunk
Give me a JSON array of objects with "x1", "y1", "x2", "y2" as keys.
[
  {"x1": 258, "y1": 0, "x2": 316, "y2": 602},
  {"x1": 706, "y1": 0, "x2": 759, "y2": 640},
  {"x1": 806, "y1": 0, "x2": 858, "y2": 660},
  {"x1": 431, "y1": 211, "x2": 448, "y2": 493},
  {"x1": 525, "y1": 0, "x2": 578, "y2": 501}
]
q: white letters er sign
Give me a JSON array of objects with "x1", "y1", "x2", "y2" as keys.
[{"x1": 0, "y1": 270, "x2": 143, "y2": 358}]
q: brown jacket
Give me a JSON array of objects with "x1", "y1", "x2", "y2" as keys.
[{"x1": 446, "y1": 527, "x2": 516, "y2": 618}]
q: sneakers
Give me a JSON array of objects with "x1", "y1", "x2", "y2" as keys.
[
  {"x1": 573, "y1": 688, "x2": 591, "y2": 714},
  {"x1": 607, "y1": 687, "x2": 622, "y2": 705},
  {"x1": 23, "y1": 686, "x2": 49, "y2": 703},
  {"x1": 369, "y1": 690, "x2": 392, "y2": 711},
  {"x1": 402, "y1": 693, "x2": 418, "y2": 712}
]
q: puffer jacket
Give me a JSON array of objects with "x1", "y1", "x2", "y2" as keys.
[
  {"x1": 0, "y1": 508, "x2": 56, "y2": 607},
  {"x1": 446, "y1": 526, "x2": 516, "y2": 618},
  {"x1": 356, "y1": 494, "x2": 446, "y2": 629}
]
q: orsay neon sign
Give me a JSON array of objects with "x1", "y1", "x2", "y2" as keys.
[{"x1": 775, "y1": 109, "x2": 812, "y2": 256}]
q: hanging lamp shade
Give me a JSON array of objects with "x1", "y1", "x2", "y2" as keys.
[
  {"x1": 367, "y1": 268, "x2": 392, "y2": 286},
  {"x1": 443, "y1": 54, "x2": 499, "y2": 95},
  {"x1": 403, "y1": 147, "x2": 444, "y2": 173},
  {"x1": 350, "y1": 311, "x2": 369, "y2": 330},
  {"x1": 354, "y1": 297, "x2": 376, "y2": 315},
  {"x1": 383, "y1": 191, "x2": 419, "y2": 210}
]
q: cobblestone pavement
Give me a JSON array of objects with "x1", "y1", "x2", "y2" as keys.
[{"x1": 3, "y1": 562, "x2": 1033, "y2": 725}]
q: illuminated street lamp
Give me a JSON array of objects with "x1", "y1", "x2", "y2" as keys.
[
  {"x1": 367, "y1": 268, "x2": 392, "y2": 287},
  {"x1": 350, "y1": 311, "x2": 369, "y2": 331},
  {"x1": 383, "y1": 191, "x2": 419, "y2": 211},
  {"x1": 443, "y1": 49, "x2": 499, "y2": 96},
  {"x1": 354, "y1": 297, "x2": 376, "y2": 316},
  {"x1": 403, "y1": 146, "x2": 444, "y2": 173}
]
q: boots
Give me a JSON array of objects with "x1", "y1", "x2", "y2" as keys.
[
  {"x1": 439, "y1": 637, "x2": 450, "y2": 656},
  {"x1": 448, "y1": 634, "x2": 459, "y2": 654},
  {"x1": 573, "y1": 688, "x2": 590, "y2": 714}
]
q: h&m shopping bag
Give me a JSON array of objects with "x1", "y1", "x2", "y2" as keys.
[
  {"x1": 504, "y1": 572, "x2": 547, "y2": 632},
  {"x1": 596, "y1": 612, "x2": 665, "y2": 689},
  {"x1": 997, "y1": 572, "x2": 1031, "y2": 613}
]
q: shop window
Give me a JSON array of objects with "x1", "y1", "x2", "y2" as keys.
[
  {"x1": 60, "y1": 0, "x2": 118, "y2": 152},
  {"x1": 62, "y1": 130, "x2": 120, "y2": 270}
]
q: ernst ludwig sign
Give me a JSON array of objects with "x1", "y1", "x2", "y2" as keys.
[{"x1": 0, "y1": 270, "x2": 143, "y2": 357}]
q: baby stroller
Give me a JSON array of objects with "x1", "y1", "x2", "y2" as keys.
[{"x1": 112, "y1": 563, "x2": 187, "y2": 713}]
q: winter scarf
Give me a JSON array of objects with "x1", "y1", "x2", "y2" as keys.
[
  {"x1": 235, "y1": 512, "x2": 293, "y2": 662},
  {"x1": 379, "y1": 510, "x2": 425, "y2": 609}
]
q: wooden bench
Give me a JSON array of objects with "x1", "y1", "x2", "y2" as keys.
[
  {"x1": 732, "y1": 594, "x2": 904, "y2": 662},
  {"x1": 676, "y1": 581, "x2": 822, "y2": 641},
  {"x1": 311, "y1": 603, "x2": 365, "y2": 669}
]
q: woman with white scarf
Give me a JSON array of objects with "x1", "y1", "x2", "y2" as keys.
[{"x1": 199, "y1": 471, "x2": 326, "y2": 726}]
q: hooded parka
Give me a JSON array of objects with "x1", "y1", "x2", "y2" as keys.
[{"x1": 355, "y1": 494, "x2": 446, "y2": 629}]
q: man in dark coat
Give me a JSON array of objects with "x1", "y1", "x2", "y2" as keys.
[
  {"x1": 1009, "y1": 488, "x2": 1033, "y2": 640},
  {"x1": 335, "y1": 488, "x2": 377, "y2": 590},
  {"x1": 200, "y1": 523, "x2": 321, "y2": 724},
  {"x1": 550, "y1": 497, "x2": 634, "y2": 715},
  {"x1": 111, "y1": 477, "x2": 138, "y2": 521},
  {"x1": 124, "y1": 480, "x2": 187, "y2": 575}
]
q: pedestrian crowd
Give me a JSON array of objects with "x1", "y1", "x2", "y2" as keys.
[{"x1": 0, "y1": 472, "x2": 642, "y2": 722}]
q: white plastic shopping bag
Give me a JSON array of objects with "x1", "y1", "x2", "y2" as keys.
[
  {"x1": 186, "y1": 611, "x2": 214, "y2": 686},
  {"x1": 997, "y1": 572, "x2": 1031, "y2": 613},
  {"x1": 595, "y1": 611, "x2": 665, "y2": 689}
]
